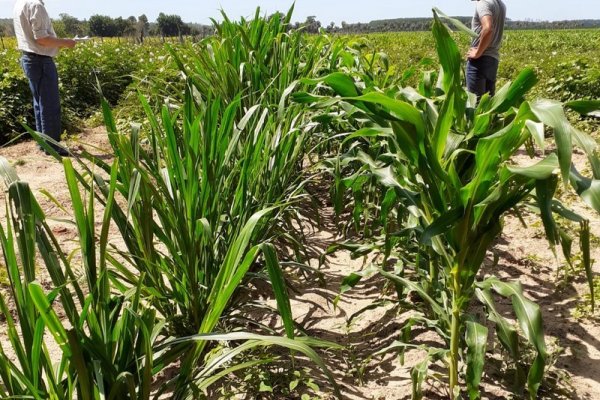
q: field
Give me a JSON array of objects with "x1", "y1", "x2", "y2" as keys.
[{"x1": 0, "y1": 10, "x2": 599, "y2": 400}]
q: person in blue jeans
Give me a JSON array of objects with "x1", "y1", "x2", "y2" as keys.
[
  {"x1": 13, "y1": 0, "x2": 77, "y2": 156},
  {"x1": 466, "y1": 0, "x2": 507, "y2": 99}
]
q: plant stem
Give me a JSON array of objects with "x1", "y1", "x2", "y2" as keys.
[{"x1": 449, "y1": 268, "x2": 461, "y2": 400}]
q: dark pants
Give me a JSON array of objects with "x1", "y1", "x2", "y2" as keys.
[
  {"x1": 466, "y1": 56, "x2": 499, "y2": 98},
  {"x1": 20, "y1": 53, "x2": 62, "y2": 144}
]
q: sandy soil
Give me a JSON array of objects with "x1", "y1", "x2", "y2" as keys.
[{"x1": 0, "y1": 129, "x2": 599, "y2": 399}]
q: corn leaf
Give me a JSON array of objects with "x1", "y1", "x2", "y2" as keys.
[{"x1": 465, "y1": 321, "x2": 488, "y2": 400}]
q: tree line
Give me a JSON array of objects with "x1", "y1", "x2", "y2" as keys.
[
  {"x1": 1, "y1": 14, "x2": 599, "y2": 41},
  {"x1": 0, "y1": 14, "x2": 212, "y2": 42},
  {"x1": 322, "y1": 17, "x2": 600, "y2": 34}
]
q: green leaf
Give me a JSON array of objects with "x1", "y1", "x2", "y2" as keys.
[
  {"x1": 301, "y1": 72, "x2": 359, "y2": 97},
  {"x1": 565, "y1": 99, "x2": 600, "y2": 116},
  {"x1": 489, "y1": 69, "x2": 538, "y2": 114},
  {"x1": 526, "y1": 121, "x2": 545, "y2": 152},
  {"x1": 507, "y1": 154, "x2": 559, "y2": 180},
  {"x1": 480, "y1": 278, "x2": 547, "y2": 397},
  {"x1": 529, "y1": 99, "x2": 572, "y2": 186},
  {"x1": 580, "y1": 180, "x2": 600, "y2": 214},
  {"x1": 432, "y1": 12, "x2": 462, "y2": 93},
  {"x1": 535, "y1": 175, "x2": 560, "y2": 246},
  {"x1": 346, "y1": 92, "x2": 426, "y2": 138},
  {"x1": 421, "y1": 207, "x2": 463, "y2": 246},
  {"x1": 580, "y1": 220, "x2": 594, "y2": 311},
  {"x1": 411, "y1": 358, "x2": 429, "y2": 400},
  {"x1": 158, "y1": 332, "x2": 341, "y2": 398},
  {"x1": 432, "y1": 8, "x2": 478, "y2": 38},
  {"x1": 475, "y1": 288, "x2": 519, "y2": 362},
  {"x1": 380, "y1": 269, "x2": 449, "y2": 325},
  {"x1": 259, "y1": 381, "x2": 273, "y2": 392},
  {"x1": 261, "y1": 243, "x2": 295, "y2": 339},
  {"x1": 27, "y1": 283, "x2": 71, "y2": 357},
  {"x1": 465, "y1": 321, "x2": 488, "y2": 400}
]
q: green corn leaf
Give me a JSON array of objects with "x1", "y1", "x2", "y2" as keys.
[
  {"x1": 421, "y1": 207, "x2": 463, "y2": 246},
  {"x1": 475, "y1": 288, "x2": 519, "y2": 362},
  {"x1": 432, "y1": 12, "x2": 462, "y2": 93},
  {"x1": 301, "y1": 72, "x2": 359, "y2": 97},
  {"x1": 507, "y1": 153, "x2": 559, "y2": 180},
  {"x1": 526, "y1": 121, "x2": 545, "y2": 153},
  {"x1": 380, "y1": 269, "x2": 448, "y2": 324},
  {"x1": 411, "y1": 358, "x2": 429, "y2": 400},
  {"x1": 529, "y1": 99, "x2": 572, "y2": 186},
  {"x1": 489, "y1": 69, "x2": 538, "y2": 114},
  {"x1": 261, "y1": 243, "x2": 295, "y2": 339},
  {"x1": 345, "y1": 92, "x2": 425, "y2": 138},
  {"x1": 580, "y1": 220, "x2": 594, "y2": 311},
  {"x1": 535, "y1": 175, "x2": 560, "y2": 246},
  {"x1": 432, "y1": 89, "x2": 456, "y2": 160},
  {"x1": 481, "y1": 278, "x2": 547, "y2": 397},
  {"x1": 565, "y1": 99, "x2": 600, "y2": 116},
  {"x1": 432, "y1": 7, "x2": 478, "y2": 38},
  {"x1": 465, "y1": 321, "x2": 488, "y2": 400},
  {"x1": 580, "y1": 180, "x2": 600, "y2": 214}
]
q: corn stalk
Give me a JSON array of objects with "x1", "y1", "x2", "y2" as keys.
[{"x1": 295, "y1": 9, "x2": 599, "y2": 399}]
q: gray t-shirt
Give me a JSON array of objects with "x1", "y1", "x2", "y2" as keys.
[
  {"x1": 13, "y1": 0, "x2": 58, "y2": 57},
  {"x1": 471, "y1": 0, "x2": 506, "y2": 60}
]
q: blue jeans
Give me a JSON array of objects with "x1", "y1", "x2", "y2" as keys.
[
  {"x1": 466, "y1": 56, "x2": 499, "y2": 99},
  {"x1": 20, "y1": 53, "x2": 62, "y2": 144}
]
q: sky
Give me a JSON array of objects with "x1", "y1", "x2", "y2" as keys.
[{"x1": 1, "y1": 0, "x2": 599, "y2": 24}]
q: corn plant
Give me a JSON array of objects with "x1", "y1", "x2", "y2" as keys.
[{"x1": 295, "y1": 10, "x2": 599, "y2": 400}]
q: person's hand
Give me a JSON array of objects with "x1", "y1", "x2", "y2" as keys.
[
  {"x1": 466, "y1": 47, "x2": 480, "y2": 60},
  {"x1": 63, "y1": 39, "x2": 77, "y2": 49}
]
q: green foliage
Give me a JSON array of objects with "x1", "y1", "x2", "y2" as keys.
[
  {"x1": 58, "y1": 41, "x2": 142, "y2": 114},
  {"x1": 156, "y1": 13, "x2": 191, "y2": 37},
  {"x1": 0, "y1": 161, "x2": 158, "y2": 399},
  {"x1": 21, "y1": 7, "x2": 342, "y2": 399},
  {"x1": 0, "y1": 38, "x2": 150, "y2": 141},
  {"x1": 0, "y1": 51, "x2": 34, "y2": 141},
  {"x1": 295, "y1": 10, "x2": 600, "y2": 400}
]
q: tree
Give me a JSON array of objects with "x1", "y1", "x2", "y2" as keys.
[
  {"x1": 137, "y1": 14, "x2": 149, "y2": 43},
  {"x1": 0, "y1": 24, "x2": 5, "y2": 50},
  {"x1": 157, "y1": 13, "x2": 190, "y2": 38},
  {"x1": 113, "y1": 17, "x2": 129, "y2": 37},
  {"x1": 59, "y1": 13, "x2": 87, "y2": 36},
  {"x1": 89, "y1": 15, "x2": 118, "y2": 37},
  {"x1": 303, "y1": 16, "x2": 321, "y2": 34},
  {"x1": 123, "y1": 16, "x2": 137, "y2": 37}
]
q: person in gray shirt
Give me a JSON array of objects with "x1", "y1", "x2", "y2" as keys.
[
  {"x1": 466, "y1": 0, "x2": 506, "y2": 99},
  {"x1": 13, "y1": 0, "x2": 77, "y2": 156}
]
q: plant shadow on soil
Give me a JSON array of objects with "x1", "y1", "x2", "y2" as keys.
[
  {"x1": 484, "y1": 241, "x2": 600, "y2": 399},
  {"x1": 242, "y1": 187, "x2": 600, "y2": 399}
]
